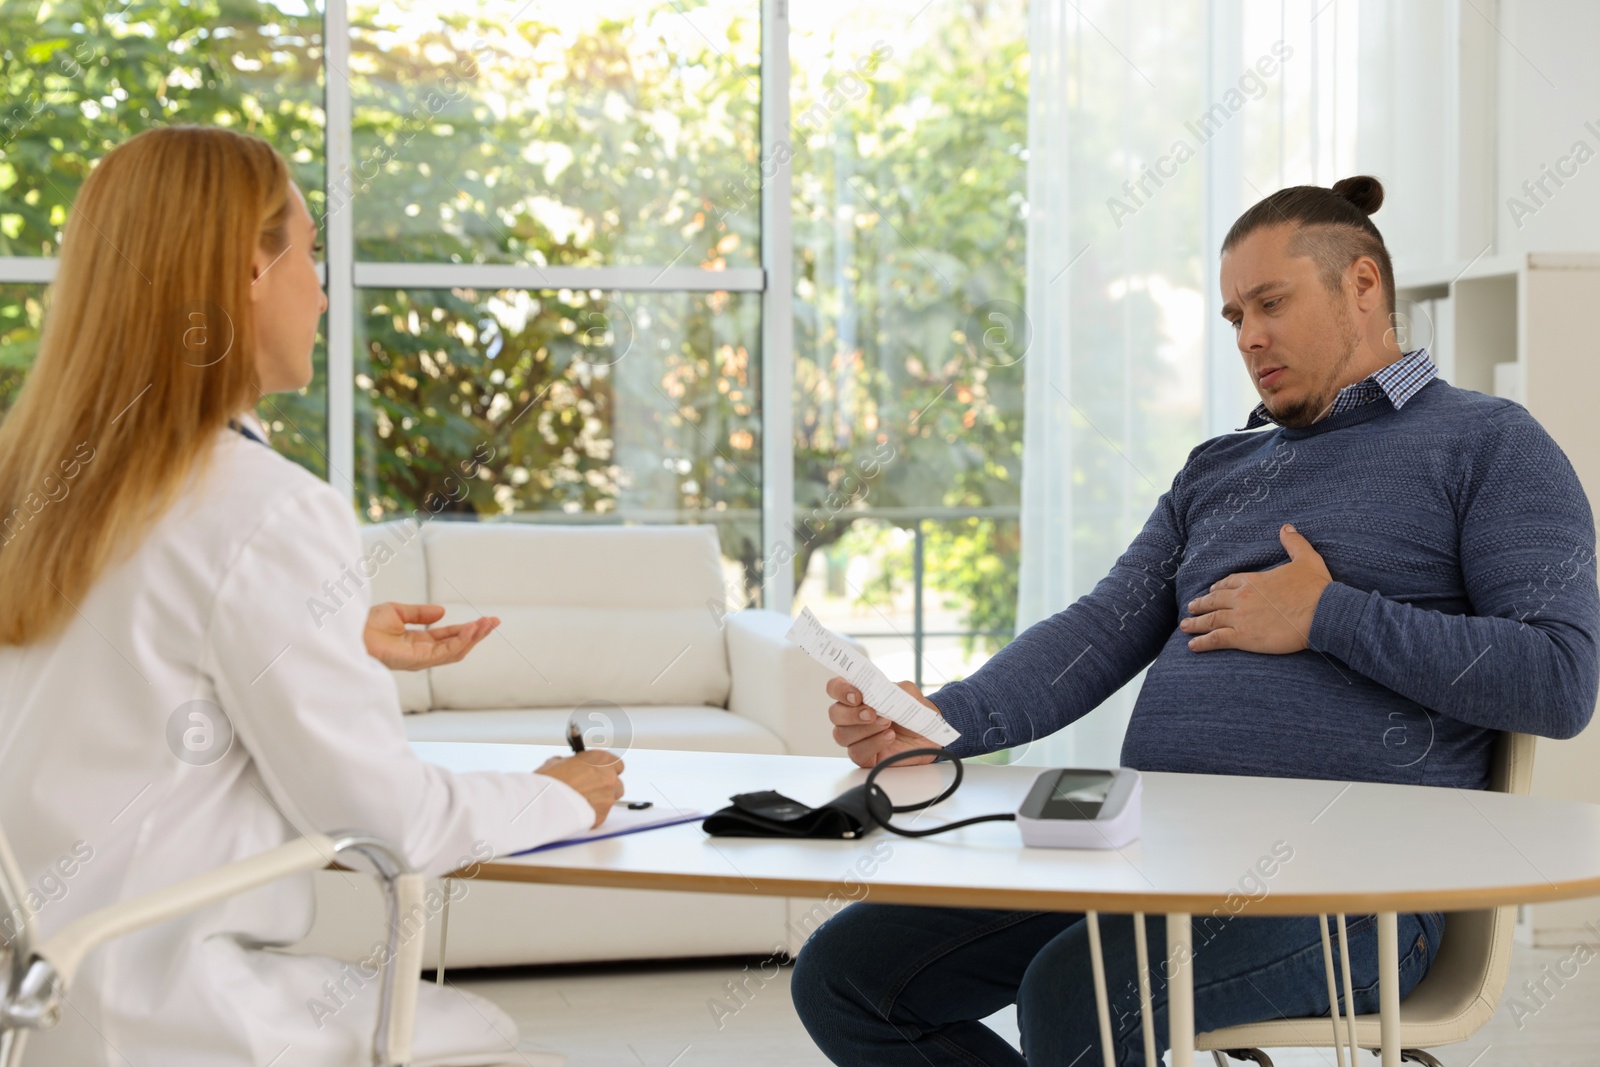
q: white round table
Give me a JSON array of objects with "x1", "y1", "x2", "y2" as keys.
[{"x1": 417, "y1": 742, "x2": 1600, "y2": 1067}]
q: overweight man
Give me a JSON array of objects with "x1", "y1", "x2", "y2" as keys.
[{"x1": 791, "y1": 175, "x2": 1600, "y2": 1066}]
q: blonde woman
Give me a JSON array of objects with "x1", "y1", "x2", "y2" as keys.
[{"x1": 0, "y1": 126, "x2": 624, "y2": 1066}]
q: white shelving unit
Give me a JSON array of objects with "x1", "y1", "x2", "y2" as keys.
[{"x1": 1400, "y1": 252, "x2": 1600, "y2": 947}]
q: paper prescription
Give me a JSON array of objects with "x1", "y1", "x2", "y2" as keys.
[{"x1": 786, "y1": 608, "x2": 962, "y2": 747}]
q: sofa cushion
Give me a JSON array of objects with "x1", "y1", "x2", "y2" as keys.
[
  {"x1": 422, "y1": 523, "x2": 732, "y2": 709},
  {"x1": 400, "y1": 706, "x2": 787, "y2": 755},
  {"x1": 357, "y1": 519, "x2": 433, "y2": 713}
]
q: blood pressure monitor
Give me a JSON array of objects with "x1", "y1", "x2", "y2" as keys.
[
  {"x1": 854, "y1": 750, "x2": 1142, "y2": 848},
  {"x1": 1015, "y1": 767, "x2": 1142, "y2": 849}
]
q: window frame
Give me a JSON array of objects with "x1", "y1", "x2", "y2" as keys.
[
  {"x1": 0, "y1": 0, "x2": 797, "y2": 612},
  {"x1": 327, "y1": 0, "x2": 796, "y2": 612}
]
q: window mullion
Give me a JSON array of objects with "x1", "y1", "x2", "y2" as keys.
[
  {"x1": 760, "y1": 0, "x2": 795, "y2": 615},
  {"x1": 0, "y1": 258, "x2": 58, "y2": 284},
  {"x1": 324, "y1": 0, "x2": 357, "y2": 495},
  {"x1": 350, "y1": 263, "x2": 764, "y2": 293}
]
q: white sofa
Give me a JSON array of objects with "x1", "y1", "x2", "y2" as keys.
[{"x1": 293, "y1": 518, "x2": 847, "y2": 968}]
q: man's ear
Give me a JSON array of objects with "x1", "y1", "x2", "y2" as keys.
[{"x1": 1348, "y1": 255, "x2": 1384, "y2": 314}]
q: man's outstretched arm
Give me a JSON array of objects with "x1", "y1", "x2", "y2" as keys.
[{"x1": 929, "y1": 456, "x2": 1198, "y2": 758}]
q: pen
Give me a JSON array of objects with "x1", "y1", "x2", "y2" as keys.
[
  {"x1": 567, "y1": 723, "x2": 646, "y2": 808},
  {"x1": 572, "y1": 723, "x2": 646, "y2": 806}
]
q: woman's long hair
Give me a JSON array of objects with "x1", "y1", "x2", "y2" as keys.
[{"x1": 0, "y1": 126, "x2": 291, "y2": 644}]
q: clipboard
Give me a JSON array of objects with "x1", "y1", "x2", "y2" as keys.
[{"x1": 510, "y1": 804, "x2": 705, "y2": 855}]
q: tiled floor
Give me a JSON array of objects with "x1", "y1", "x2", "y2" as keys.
[{"x1": 454, "y1": 940, "x2": 1600, "y2": 1066}]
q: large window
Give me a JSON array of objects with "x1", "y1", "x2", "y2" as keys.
[
  {"x1": 0, "y1": 0, "x2": 328, "y2": 472},
  {"x1": 347, "y1": 0, "x2": 761, "y2": 268},
  {"x1": 0, "y1": 0, "x2": 1029, "y2": 686},
  {"x1": 338, "y1": 0, "x2": 767, "y2": 594},
  {"x1": 353, "y1": 285, "x2": 764, "y2": 602},
  {"x1": 0, "y1": 284, "x2": 42, "y2": 414},
  {"x1": 788, "y1": 0, "x2": 1029, "y2": 687}
]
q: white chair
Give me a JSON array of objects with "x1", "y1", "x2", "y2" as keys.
[
  {"x1": 1200, "y1": 731, "x2": 1536, "y2": 1067},
  {"x1": 0, "y1": 829, "x2": 425, "y2": 1067}
]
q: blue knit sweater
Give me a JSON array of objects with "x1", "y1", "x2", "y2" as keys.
[{"x1": 929, "y1": 379, "x2": 1600, "y2": 789}]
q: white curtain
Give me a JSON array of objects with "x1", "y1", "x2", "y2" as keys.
[{"x1": 1016, "y1": 0, "x2": 1359, "y2": 767}]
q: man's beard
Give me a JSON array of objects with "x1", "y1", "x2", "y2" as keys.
[{"x1": 1267, "y1": 306, "x2": 1363, "y2": 429}]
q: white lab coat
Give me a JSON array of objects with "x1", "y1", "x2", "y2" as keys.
[{"x1": 0, "y1": 424, "x2": 595, "y2": 1066}]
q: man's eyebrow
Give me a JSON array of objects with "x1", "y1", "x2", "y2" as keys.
[{"x1": 1219, "y1": 280, "x2": 1289, "y2": 319}]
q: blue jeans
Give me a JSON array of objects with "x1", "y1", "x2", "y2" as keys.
[{"x1": 791, "y1": 903, "x2": 1444, "y2": 1066}]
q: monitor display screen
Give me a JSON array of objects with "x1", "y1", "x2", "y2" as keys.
[
  {"x1": 1043, "y1": 770, "x2": 1114, "y2": 819},
  {"x1": 1051, "y1": 771, "x2": 1113, "y2": 804}
]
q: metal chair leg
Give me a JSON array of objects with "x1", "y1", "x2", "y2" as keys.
[
  {"x1": 0, "y1": 1026, "x2": 27, "y2": 1067},
  {"x1": 1211, "y1": 1045, "x2": 1439, "y2": 1066},
  {"x1": 0, "y1": 954, "x2": 61, "y2": 1067},
  {"x1": 0, "y1": 829, "x2": 43, "y2": 1067},
  {"x1": 1212, "y1": 1052, "x2": 1274, "y2": 1066},
  {"x1": 329, "y1": 833, "x2": 424, "y2": 1067}
]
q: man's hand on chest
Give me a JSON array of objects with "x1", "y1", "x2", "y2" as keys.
[{"x1": 1179, "y1": 523, "x2": 1333, "y2": 654}]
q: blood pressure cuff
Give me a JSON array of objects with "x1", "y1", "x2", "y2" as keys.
[{"x1": 701, "y1": 784, "x2": 892, "y2": 839}]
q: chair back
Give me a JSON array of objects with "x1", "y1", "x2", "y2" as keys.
[
  {"x1": 1197, "y1": 730, "x2": 1537, "y2": 1054},
  {"x1": 1488, "y1": 729, "x2": 1536, "y2": 794},
  {"x1": 1395, "y1": 731, "x2": 1534, "y2": 1027}
]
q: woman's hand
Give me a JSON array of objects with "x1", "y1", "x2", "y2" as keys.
[
  {"x1": 827, "y1": 677, "x2": 945, "y2": 769},
  {"x1": 536, "y1": 752, "x2": 626, "y2": 828},
  {"x1": 363, "y1": 602, "x2": 499, "y2": 672}
]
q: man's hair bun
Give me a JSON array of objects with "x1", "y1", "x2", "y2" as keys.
[
  {"x1": 1223, "y1": 174, "x2": 1395, "y2": 313},
  {"x1": 1330, "y1": 175, "x2": 1384, "y2": 215}
]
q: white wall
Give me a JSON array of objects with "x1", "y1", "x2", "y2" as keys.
[
  {"x1": 1372, "y1": 0, "x2": 1600, "y2": 944},
  {"x1": 1495, "y1": 0, "x2": 1600, "y2": 256},
  {"x1": 1361, "y1": 0, "x2": 1600, "y2": 277},
  {"x1": 1355, "y1": 0, "x2": 1458, "y2": 272}
]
